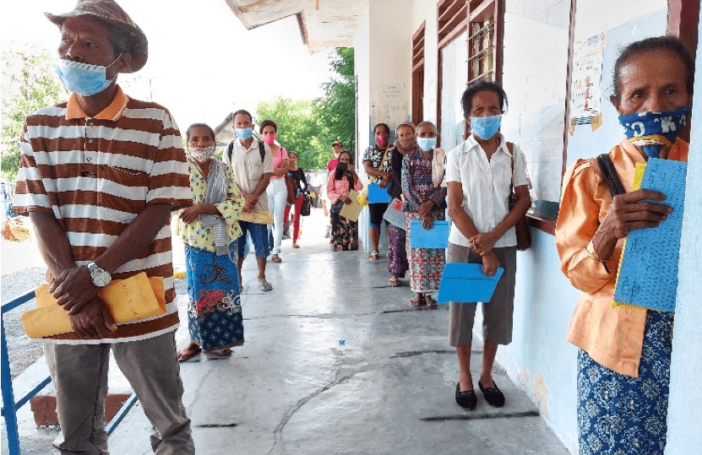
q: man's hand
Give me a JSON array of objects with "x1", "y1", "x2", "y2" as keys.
[
  {"x1": 50, "y1": 266, "x2": 98, "y2": 315},
  {"x1": 179, "y1": 205, "x2": 208, "y2": 224},
  {"x1": 68, "y1": 296, "x2": 118, "y2": 339},
  {"x1": 469, "y1": 231, "x2": 498, "y2": 256},
  {"x1": 242, "y1": 192, "x2": 258, "y2": 206},
  {"x1": 418, "y1": 200, "x2": 434, "y2": 218},
  {"x1": 481, "y1": 251, "x2": 501, "y2": 277},
  {"x1": 421, "y1": 215, "x2": 434, "y2": 230}
]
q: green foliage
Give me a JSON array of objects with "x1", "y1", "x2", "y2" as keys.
[
  {"x1": 256, "y1": 98, "x2": 332, "y2": 169},
  {"x1": 314, "y1": 47, "x2": 355, "y2": 156},
  {"x1": 1, "y1": 49, "x2": 67, "y2": 183}
]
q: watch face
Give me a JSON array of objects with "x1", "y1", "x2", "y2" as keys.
[{"x1": 94, "y1": 270, "x2": 111, "y2": 287}]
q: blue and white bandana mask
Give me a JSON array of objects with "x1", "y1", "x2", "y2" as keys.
[
  {"x1": 54, "y1": 57, "x2": 120, "y2": 96},
  {"x1": 618, "y1": 107, "x2": 691, "y2": 158},
  {"x1": 470, "y1": 115, "x2": 502, "y2": 140}
]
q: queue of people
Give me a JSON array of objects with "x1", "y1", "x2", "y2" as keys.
[{"x1": 9, "y1": 0, "x2": 692, "y2": 451}]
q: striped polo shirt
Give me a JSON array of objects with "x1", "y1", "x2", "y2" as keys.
[{"x1": 13, "y1": 86, "x2": 193, "y2": 344}]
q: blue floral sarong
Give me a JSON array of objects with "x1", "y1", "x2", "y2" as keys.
[
  {"x1": 185, "y1": 242, "x2": 244, "y2": 352},
  {"x1": 577, "y1": 310, "x2": 674, "y2": 455}
]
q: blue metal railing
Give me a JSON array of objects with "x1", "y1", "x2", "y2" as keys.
[{"x1": 1, "y1": 290, "x2": 137, "y2": 454}]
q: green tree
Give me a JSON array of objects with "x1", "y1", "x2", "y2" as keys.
[
  {"x1": 314, "y1": 47, "x2": 355, "y2": 156},
  {"x1": 256, "y1": 98, "x2": 330, "y2": 169},
  {"x1": 1, "y1": 48, "x2": 67, "y2": 183}
]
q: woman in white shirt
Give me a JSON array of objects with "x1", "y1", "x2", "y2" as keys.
[{"x1": 445, "y1": 81, "x2": 531, "y2": 410}]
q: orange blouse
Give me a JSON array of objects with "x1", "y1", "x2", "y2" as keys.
[{"x1": 555, "y1": 138, "x2": 688, "y2": 378}]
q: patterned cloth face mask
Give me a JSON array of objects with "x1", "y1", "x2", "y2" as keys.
[
  {"x1": 188, "y1": 145, "x2": 216, "y2": 162},
  {"x1": 470, "y1": 114, "x2": 502, "y2": 140},
  {"x1": 54, "y1": 56, "x2": 121, "y2": 96},
  {"x1": 618, "y1": 107, "x2": 691, "y2": 158}
]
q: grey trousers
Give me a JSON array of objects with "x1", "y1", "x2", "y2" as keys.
[
  {"x1": 44, "y1": 332, "x2": 195, "y2": 455},
  {"x1": 448, "y1": 244, "x2": 517, "y2": 347}
]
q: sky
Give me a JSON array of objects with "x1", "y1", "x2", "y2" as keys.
[{"x1": 0, "y1": 0, "x2": 336, "y2": 132}]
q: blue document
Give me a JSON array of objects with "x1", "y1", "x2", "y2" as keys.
[
  {"x1": 437, "y1": 264, "x2": 504, "y2": 304},
  {"x1": 368, "y1": 184, "x2": 391, "y2": 204},
  {"x1": 614, "y1": 159, "x2": 687, "y2": 312},
  {"x1": 409, "y1": 220, "x2": 450, "y2": 249}
]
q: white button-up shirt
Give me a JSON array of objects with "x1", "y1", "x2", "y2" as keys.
[
  {"x1": 446, "y1": 135, "x2": 529, "y2": 248},
  {"x1": 223, "y1": 138, "x2": 274, "y2": 212}
]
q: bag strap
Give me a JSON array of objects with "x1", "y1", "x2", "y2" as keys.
[
  {"x1": 506, "y1": 142, "x2": 515, "y2": 194},
  {"x1": 596, "y1": 153, "x2": 626, "y2": 197}
]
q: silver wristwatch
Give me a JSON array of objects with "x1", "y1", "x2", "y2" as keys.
[{"x1": 87, "y1": 262, "x2": 111, "y2": 288}]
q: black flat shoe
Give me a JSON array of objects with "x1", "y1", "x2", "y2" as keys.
[
  {"x1": 455, "y1": 382, "x2": 477, "y2": 410},
  {"x1": 478, "y1": 380, "x2": 505, "y2": 408}
]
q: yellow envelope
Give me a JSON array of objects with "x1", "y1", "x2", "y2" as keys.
[
  {"x1": 22, "y1": 273, "x2": 166, "y2": 339},
  {"x1": 339, "y1": 190, "x2": 364, "y2": 222},
  {"x1": 237, "y1": 210, "x2": 273, "y2": 224}
]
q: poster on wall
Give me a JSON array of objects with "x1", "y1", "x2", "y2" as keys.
[{"x1": 570, "y1": 31, "x2": 606, "y2": 130}]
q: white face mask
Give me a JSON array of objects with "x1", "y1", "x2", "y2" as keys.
[{"x1": 187, "y1": 145, "x2": 216, "y2": 161}]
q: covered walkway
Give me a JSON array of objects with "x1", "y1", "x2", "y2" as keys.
[{"x1": 107, "y1": 210, "x2": 570, "y2": 454}]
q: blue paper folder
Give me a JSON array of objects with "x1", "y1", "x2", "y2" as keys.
[
  {"x1": 613, "y1": 159, "x2": 687, "y2": 312},
  {"x1": 368, "y1": 184, "x2": 391, "y2": 204},
  {"x1": 409, "y1": 220, "x2": 450, "y2": 249},
  {"x1": 437, "y1": 264, "x2": 504, "y2": 304}
]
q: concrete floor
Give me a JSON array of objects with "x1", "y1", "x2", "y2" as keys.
[{"x1": 107, "y1": 211, "x2": 569, "y2": 455}]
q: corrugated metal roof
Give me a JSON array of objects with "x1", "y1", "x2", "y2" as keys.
[{"x1": 223, "y1": 0, "x2": 367, "y2": 53}]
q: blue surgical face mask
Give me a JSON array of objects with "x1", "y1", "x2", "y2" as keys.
[
  {"x1": 417, "y1": 137, "x2": 437, "y2": 151},
  {"x1": 618, "y1": 107, "x2": 691, "y2": 158},
  {"x1": 236, "y1": 128, "x2": 253, "y2": 140},
  {"x1": 54, "y1": 56, "x2": 120, "y2": 96},
  {"x1": 470, "y1": 115, "x2": 502, "y2": 140}
]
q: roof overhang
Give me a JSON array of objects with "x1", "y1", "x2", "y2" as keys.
[{"x1": 223, "y1": 0, "x2": 367, "y2": 53}]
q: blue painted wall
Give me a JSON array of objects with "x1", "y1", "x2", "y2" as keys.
[
  {"x1": 493, "y1": 229, "x2": 582, "y2": 453},
  {"x1": 664, "y1": 7, "x2": 702, "y2": 454}
]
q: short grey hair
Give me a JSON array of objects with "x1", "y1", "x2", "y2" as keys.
[{"x1": 415, "y1": 121, "x2": 437, "y2": 135}]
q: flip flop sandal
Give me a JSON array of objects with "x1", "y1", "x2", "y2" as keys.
[
  {"x1": 388, "y1": 276, "x2": 400, "y2": 287},
  {"x1": 272, "y1": 255, "x2": 282, "y2": 263},
  {"x1": 206, "y1": 348, "x2": 232, "y2": 360},
  {"x1": 292, "y1": 243, "x2": 300, "y2": 249},
  {"x1": 177, "y1": 344, "x2": 201, "y2": 363},
  {"x1": 369, "y1": 251, "x2": 380, "y2": 261},
  {"x1": 258, "y1": 280, "x2": 273, "y2": 292},
  {"x1": 424, "y1": 295, "x2": 437, "y2": 307},
  {"x1": 409, "y1": 295, "x2": 424, "y2": 307}
]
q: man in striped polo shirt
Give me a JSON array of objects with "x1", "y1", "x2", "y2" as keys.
[{"x1": 12, "y1": 1, "x2": 196, "y2": 453}]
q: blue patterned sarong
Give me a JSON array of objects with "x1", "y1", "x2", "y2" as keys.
[
  {"x1": 185, "y1": 242, "x2": 244, "y2": 352},
  {"x1": 577, "y1": 310, "x2": 673, "y2": 455}
]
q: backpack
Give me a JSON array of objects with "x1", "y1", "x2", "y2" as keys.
[{"x1": 226, "y1": 139, "x2": 266, "y2": 164}]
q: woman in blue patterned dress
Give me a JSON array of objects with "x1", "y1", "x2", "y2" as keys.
[
  {"x1": 176, "y1": 123, "x2": 245, "y2": 361},
  {"x1": 401, "y1": 121, "x2": 447, "y2": 307},
  {"x1": 556, "y1": 37, "x2": 694, "y2": 454}
]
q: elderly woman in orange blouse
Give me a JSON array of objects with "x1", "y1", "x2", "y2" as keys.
[{"x1": 556, "y1": 37, "x2": 693, "y2": 455}]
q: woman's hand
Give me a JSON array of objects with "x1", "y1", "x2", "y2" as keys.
[
  {"x1": 593, "y1": 189, "x2": 671, "y2": 259},
  {"x1": 418, "y1": 200, "x2": 435, "y2": 218},
  {"x1": 379, "y1": 174, "x2": 392, "y2": 189},
  {"x1": 179, "y1": 205, "x2": 208, "y2": 224},
  {"x1": 347, "y1": 164, "x2": 355, "y2": 174},
  {"x1": 421, "y1": 215, "x2": 434, "y2": 230},
  {"x1": 343, "y1": 196, "x2": 353, "y2": 205},
  {"x1": 481, "y1": 251, "x2": 501, "y2": 277},
  {"x1": 470, "y1": 231, "x2": 498, "y2": 256}
]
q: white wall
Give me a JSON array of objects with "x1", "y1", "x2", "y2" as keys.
[
  {"x1": 354, "y1": 0, "x2": 414, "y2": 250},
  {"x1": 665, "y1": 6, "x2": 702, "y2": 453}
]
